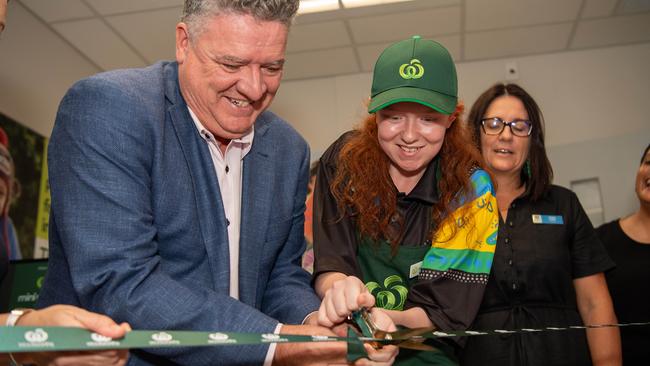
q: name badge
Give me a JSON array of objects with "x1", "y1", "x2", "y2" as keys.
[
  {"x1": 409, "y1": 261, "x2": 423, "y2": 279},
  {"x1": 532, "y1": 214, "x2": 564, "y2": 225}
]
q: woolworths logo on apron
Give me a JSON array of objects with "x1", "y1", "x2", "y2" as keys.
[
  {"x1": 399, "y1": 59, "x2": 424, "y2": 80},
  {"x1": 365, "y1": 275, "x2": 408, "y2": 310}
]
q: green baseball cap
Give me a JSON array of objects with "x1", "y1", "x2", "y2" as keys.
[{"x1": 368, "y1": 35, "x2": 458, "y2": 115}]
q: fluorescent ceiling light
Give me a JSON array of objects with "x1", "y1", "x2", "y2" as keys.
[
  {"x1": 298, "y1": 0, "x2": 340, "y2": 14},
  {"x1": 341, "y1": 0, "x2": 415, "y2": 8}
]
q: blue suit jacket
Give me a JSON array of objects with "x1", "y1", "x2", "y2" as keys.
[{"x1": 37, "y1": 62, "x2": 321, "y2": 365}]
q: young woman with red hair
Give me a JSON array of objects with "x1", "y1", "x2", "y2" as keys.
[{"x1": 312, "y1": 36, "x2": 499, "y2": 365}]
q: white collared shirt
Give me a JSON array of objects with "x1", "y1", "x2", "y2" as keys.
[
  {"x1": 188, "y1": 107, "x2": 253, "y2": 300},
  {"x1": 189, "y1": 108, "x2": 280, "y2": 365}
]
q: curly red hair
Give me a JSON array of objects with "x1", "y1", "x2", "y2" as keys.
[{"x1": 331, "y1": 102, "x2": 483, "y2": 253}]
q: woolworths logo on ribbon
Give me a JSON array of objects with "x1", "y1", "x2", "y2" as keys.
[
  {"x1": 18, "y1": 328, "x2": 55, "y2": 349},
  {"x1": 90, "y1": 333, "x2": 112, "y2": 343},
  {"x1": 366, "y1": 275, "x2": 408, "y2": 310},
  {"x1": 87, "y1": 332, "x2": 120, "y2": 347},
  {"x1": 399, "y1": 59, "x2": 424, "y2": 80},
  {"x1": 25, "y1": 328, "x2": 49, "y2": 343},
  {"x1": 149, "y1": 332, "x2": 180, "y2": 346}
]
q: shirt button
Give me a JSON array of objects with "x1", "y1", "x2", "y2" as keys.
[
  {"x1": 511, "y1": 203, "x2": 516, "y2": 209},
  {"x1": 225, "y1": 166, "x2": 230, "y2": 173},
  {"x1": 226, "y1": 219, "x2": 230, "y2": 226},
  {"x1": 508, "y1": 221, "x2": 514, "y2": 227},
  {"x1": 512, "y1": 283, "x2": 518, "y2": 290},
  {"x1": 504, "y1": 238, "x2": 510, "y2": 244},
  {"x1": 508, "y1": 259, "x2": 513, "y2": 266}
]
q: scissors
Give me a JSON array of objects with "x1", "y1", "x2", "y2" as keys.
[{"x1": 346, "y1": 308, "x2": 439, "y2": 351}]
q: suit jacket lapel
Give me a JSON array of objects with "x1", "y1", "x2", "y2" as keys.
[
  {"x1": 164, "y1": 63, "x2": 230, "y2": 295},
  {"x1": 239, "y1": 115, "x2": 274, "y2": 307}
]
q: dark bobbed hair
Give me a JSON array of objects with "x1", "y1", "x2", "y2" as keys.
[
  {"x1": 468, "y1": 83, "x2": 553, "y2": 201},
  {"x1": 640, "y1": 144, "x2": 650, "y2": 165}
]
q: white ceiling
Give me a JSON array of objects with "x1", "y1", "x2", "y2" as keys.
[{"x1": 16, "y1": 0, "x2": 650, "y2": 81}]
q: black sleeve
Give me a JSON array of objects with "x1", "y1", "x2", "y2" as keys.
[
  {"x1": 313, "y1": 132, "x2": 362, "y2": 280},
  {"x1": 567, "y1": 190, "x2": 616, "y2": 278},
  {"x1": 406, "y1": 276, "x2": 488, "y2": 338}
]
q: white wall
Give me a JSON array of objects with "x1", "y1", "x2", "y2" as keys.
[
  {"x1": 0, "y1": 2, "x2": 100, "y2": 137},
  {"x1": 272, "y1": 42, "x2": 650, "y2": 219},
  {"x1": 548, "y1": 132, "x2": 649, "y2": 223},
  {"x1": 274, "y1": 42, "x2": 650, "y2": 154}
]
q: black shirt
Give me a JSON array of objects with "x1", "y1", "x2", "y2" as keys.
[
  {"x1": 597, "y1": 219, "x2": 650, "y2": 365},
  {"x1": 461, "y1": 185, "x2": 615, "y2": 366}
]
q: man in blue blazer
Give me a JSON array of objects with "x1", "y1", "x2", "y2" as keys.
[{"x1": 37, "y1": 1, "x2": 392, "y2": 365}]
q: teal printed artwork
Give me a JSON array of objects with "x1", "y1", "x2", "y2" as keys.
[
  {"x1": 423, "y1": 249, "x2": 494, "y2": 274},
  {"x1": 471, "y1": 170, "x2": 493, "y2": 197},
  {"x1": 486, "y1": 231, "x2": 497, "y2": 245}
]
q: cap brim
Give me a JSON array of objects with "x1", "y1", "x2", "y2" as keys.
[{"x1": 368, "y1": 87, "x2": 457, "y2": 115}]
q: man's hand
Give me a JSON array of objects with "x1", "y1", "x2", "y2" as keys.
[
  {"x1": 358, "y1": 308, "x2": 398, "y2": 365},
  {"x1": 274, "y1": 322, "x2": 397, "y2": 366},
  {"x1": 274, "y1": 324, "x2": 347, "y2": 366},
  {"x1": 14, "y1": 305, "x2": 131, "y2": 366}
]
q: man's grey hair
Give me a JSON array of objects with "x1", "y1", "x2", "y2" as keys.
[{"x1": 181, "y1": 0, "x2": 299, "y2": 38}]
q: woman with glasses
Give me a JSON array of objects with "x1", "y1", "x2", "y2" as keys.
[{"x1": 460, "y1": 83, "x2": 621, "y2": 366}]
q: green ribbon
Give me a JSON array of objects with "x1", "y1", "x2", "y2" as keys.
[
  {"x1": 346, "y1": 327, "x2": 368, "y2": 363},
  {"x1": 346, "y1": 310, "x2": 374, "y2": 362},
  {"x1": 0, "y1": 327, "x2": 376, "y2": 353},
  {"x1": 2, "y1": 321, "x2": 649, "y2": 354}
]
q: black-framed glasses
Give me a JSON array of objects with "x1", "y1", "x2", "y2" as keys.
[{"x1": 481, "y1": 117, "x2": 532, "y2": 137}]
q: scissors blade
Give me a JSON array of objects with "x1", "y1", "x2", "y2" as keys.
[
  {"x1": 393, "y1": 340, "x2": 439, "y2": 351},
  {"x1": 383, "y1": 326, "x2": 437, "y2": 340}
]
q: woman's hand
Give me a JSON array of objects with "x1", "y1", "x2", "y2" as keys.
[
  {"x1": 355, "y1": 308, "x2": 399, "y2": 366},
  {"x1": 318, "y1": 275, "x2": 375, "y2": 327}
]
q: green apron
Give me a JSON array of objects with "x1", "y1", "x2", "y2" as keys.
[{"x1": 358, "y1": 240, "x2": 458, "y2": 366}]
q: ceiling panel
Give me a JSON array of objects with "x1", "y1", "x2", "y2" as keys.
[
  {"x1": 287, "y1": 20, "x2": 351, "y2": 53},
  {"x1": 357, "y1": 34, "x2": 461, "y2": 72},
  {"x1": 581, "y1": 0, "x2": 617, "y2": 19},
  {"x1": 572, "y1": 13, "x2": 650, "y2": 49},
  {"x1": 465, "y1": 23, "x2": 572, "y2": 60},
  {"x1": 349, "y1": 6, "x2": 460, "y2": 44},
  {"x1": 21, "y1": 0, "x2": 94, "y2": 22},
  {"x1": 466, "y1": 0, "x2": 581, "y2": 31},
  {"x1": 619, "y1": 0, "x2": 650, "y2": 14},
  {"x1": 53, "y1": 19, "x2": 147, "y2": 70},
  {"x1": 9, "y1": 0, "x2": 650, "y2": 88},
  {"x1": 284, "y1": 47, "x2": 358, "y2": 80},
  {"x1": 106, "y1": 8, "x2": 178, "y2": 63},
  {"x1": 342, "y1": 0, "x2": 416, "y2": 8},
  {"x1": 295, "y1": 0, "x2": 459, "y2": 24},
  {"x1": 84, "y1": 0, "x2": 182, "y2": 16}
]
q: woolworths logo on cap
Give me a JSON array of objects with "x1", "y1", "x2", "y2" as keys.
[{"x1": 399, "y1": 59, "x2": 424, "y2": 80}]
